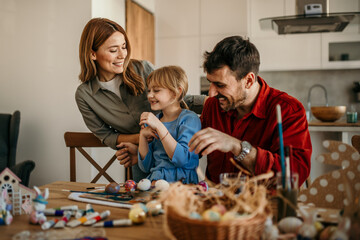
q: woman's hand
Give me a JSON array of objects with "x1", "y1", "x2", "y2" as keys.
[
  {"x1": 140, "y1": 112, "x2": 162, "y2": 131},
  {"x1": 116, "y1": 142, "x2": 139, "y2": 168}
]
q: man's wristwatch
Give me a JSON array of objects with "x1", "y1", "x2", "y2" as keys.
[{"x1": 234, "y1": 141, "x2": 252, "y2": 161}]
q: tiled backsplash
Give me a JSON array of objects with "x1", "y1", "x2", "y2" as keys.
[{"x1": 260, "y1": 69, "x2": 360, "y2": 112}]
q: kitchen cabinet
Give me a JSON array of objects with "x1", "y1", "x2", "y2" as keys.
[
  {"x1": 248, "y1": 0, "x2": 360, "y2": 71},
  {"x1": 321, "y1": 33, "x2": 360, "y2": 69}
]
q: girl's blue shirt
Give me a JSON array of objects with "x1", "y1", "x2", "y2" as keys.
[{"x1": 137, "y1": 109, "x2": 201, "y2": 184}]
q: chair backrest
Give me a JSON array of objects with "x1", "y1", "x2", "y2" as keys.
[
  {"x1": 64, "y1": 132, "x2": 131, "y2": 183},
  {"x1": 352, "y1": 135, "x2": 360, "y2": 153},
  {"x1": 0, "y1": 111, "x2": 20, "y2": 170}
]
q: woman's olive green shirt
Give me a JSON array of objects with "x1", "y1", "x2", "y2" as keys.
[{"x1": 75, "y1": 60, "x2": 205, "y2": 150}]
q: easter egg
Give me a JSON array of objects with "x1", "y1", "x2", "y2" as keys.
[
  {"x1": 155, "y1": 179, "x2": 170, "y2": 191},
  {"x1": 189, "y1": 212, "x2": 202, "y2": 220},
  {"x1": 137, "y1": 178, "x2": 151, "y2": 191},
  {"x1": 125, "y1": 180, "x2": 137, "y2": 192},
  {"x1": 129, "y1": 207, "x2": 146, "y2": 224},
  {"x1": 278, "y1": 217, "x2": 303, "y2": 234},
  {"x1": 202, "y1": 209, "x2": 221, "y2": 222},
  {"x1": 198, "y1": 180, "x2": 209, "y2": 192},
  {"x1": 211, "y1": 204, "x2": 227, "y2": 215},
  {"x1": 221, "y1": 211, "x2": 239, "y2": 222},
  {"x1": 319, "y1": 226, "x2": 337, "y2": 240},
  {"x1": 131, "y1": 203, "x2": 148, "y2": 214},
  {"x1": 145, "y1": 200, "x2": 162, "y2": 216},
  {"x1": 105, "y1": 182, "x2": 120, "y2": 193}
]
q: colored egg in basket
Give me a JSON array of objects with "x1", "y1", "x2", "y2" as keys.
[{"x1": 202, "y1": 209, "x2": 221, "y2": 222}]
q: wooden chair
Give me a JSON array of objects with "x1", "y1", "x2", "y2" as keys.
[
  {"x1": 64, "y1": 132, "x2": 131, "y2": 183},
  {"x1": 351, "y1": 135, "x2": 360, "y2": 153}
]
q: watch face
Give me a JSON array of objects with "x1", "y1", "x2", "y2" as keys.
[{"x1": 242, "y1": 141, "x2": 251, "y2": 154}]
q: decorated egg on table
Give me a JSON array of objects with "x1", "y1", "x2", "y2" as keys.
[
  {"x1": 198, "y1": 180, "x2": 209, "y2": 192},
  {"x1": 154, "y1": 179, "x2": 170, "y2": 191},
  {"x1": 202, "y1": 209, "x2": 221, "y2": 222},
  {"x1": 105, "y1": 182, "x2": 120, "y2": 193},
  {"x1": 145, "y1": 200, "x2": 162, "y2": 216},
  {"x1": 129, "y1": 207, "x2": 146, "y2": 224},
  {"x1": 211, "y1": 204, "x2": 227, "y2": 215},
  {"x1": 137, "y1": 178, "x2": 151, "y2": 191},
  {"x1": 131, "y1": 203, "x2": 148, "y2": 214},
  {"x1": 125, "y1": 180, "x2": 137, "y2": 192}
]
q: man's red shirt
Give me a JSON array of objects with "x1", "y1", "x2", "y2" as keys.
[{"x1": 201, "y1": 77, "x2": 312, "y2": 186}]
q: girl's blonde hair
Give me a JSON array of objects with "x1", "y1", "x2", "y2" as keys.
[
  {"x1": 79, "y1": 18, "x2": 145, "y2": 95},
  {"x1": 146, "y1": 66, "x2": 189, "y2": 109}
]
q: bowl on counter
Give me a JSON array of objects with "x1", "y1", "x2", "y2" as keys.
[{"x1": 311, "y1": 106, "x2": 346, "y2": 122}]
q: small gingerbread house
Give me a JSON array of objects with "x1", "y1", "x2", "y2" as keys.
[{"x1": 0, "y1": 167, "x2": 35, "y2": 215}]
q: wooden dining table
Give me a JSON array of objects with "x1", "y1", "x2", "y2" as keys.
[{"x1": 2, "y1": 181, "x2": 171, "y2": 240}]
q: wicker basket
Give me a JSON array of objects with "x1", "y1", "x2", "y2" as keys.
[{"x1": 165, "y1": 206, "x2": 267, "y2": 240}]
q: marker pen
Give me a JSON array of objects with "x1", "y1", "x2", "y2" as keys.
[
  {"x1": 84, "y1": 210, "x2": 110, "y2": 226},
  {"x1": 67, "y1": 212, "x2": 99, "y2": 228},
  {"x1": 41, "y1": 219, "x2": 59, "y2": 230},
  {"x1": 53, "y1": 211, "x2": 72, "y2": 228},
  {"x1": 92, "y1": 219, "x2": 132, "y2": 227}
]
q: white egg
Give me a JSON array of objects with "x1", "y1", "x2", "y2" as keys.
[
  {"x1": 137, "y1": 178, "x2": 151, "y2": 191},
  {"x1": 155, "y1": 179, "x2": 170, "y2": 191},
  {"x1": 278, "y1": 216, "x2": 303, "y2": 234}
]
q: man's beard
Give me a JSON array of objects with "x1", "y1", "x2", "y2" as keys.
[{"x1": 216, "y1": 93, "x2": 246, "y2": 112}]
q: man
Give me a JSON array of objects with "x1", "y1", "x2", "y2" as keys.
[{"x1": 188, "y1": 36, "x2": 311, "y2": 186}]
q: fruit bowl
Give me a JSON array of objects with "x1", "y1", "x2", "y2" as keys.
[{"x1": 311, "y1": 106, "x2": 346, "y2": 122}]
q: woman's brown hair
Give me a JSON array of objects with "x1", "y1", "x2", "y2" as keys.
[
  {"x1": 79, "y1": 18, "x2": 145, "y2": 95},
  {"x1": 146, "y1": 66, "x2": 189, "y2": 109}
]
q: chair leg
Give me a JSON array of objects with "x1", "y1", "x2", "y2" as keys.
[
  {"x1": 125, "y1": 167, "x2": 133, "y2": 181},
  {"x1": 70, "y1": 147, "x2": 76, "y2": 182}
]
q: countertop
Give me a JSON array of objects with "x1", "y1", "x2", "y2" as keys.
[{"x1": 309, "y1": 121, "x2": 360, "y2": 127}]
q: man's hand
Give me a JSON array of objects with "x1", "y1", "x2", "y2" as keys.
[
  {"x1": 188, "y1": 127, "x2": 240, "y2": 155},
  {"x1": 116, "y1": 142, "x2": 138, "y2": 168}
]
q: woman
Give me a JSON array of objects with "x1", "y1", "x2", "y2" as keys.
[{"x1": 76, "y1": 18, "x2": 205, "y2": 182}]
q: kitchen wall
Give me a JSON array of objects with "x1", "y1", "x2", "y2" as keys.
[{"x1": 260, "y1": 69, "x2": 360, "y2": 181}]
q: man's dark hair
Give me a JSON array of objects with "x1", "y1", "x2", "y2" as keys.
[{"x1": 203, "y1": 36, "x2": 260, "y2": 80}]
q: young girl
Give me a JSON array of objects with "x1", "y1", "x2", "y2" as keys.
[{"x1": 137, "y1": 66, "x2": 201, "y2": 184}]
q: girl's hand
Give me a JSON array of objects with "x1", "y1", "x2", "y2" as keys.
[
  {"x1": 140, "y1": 126, "x2": 158, "y2": 142},
  {"x1": 140, "y1": 112, "x2": 161, "y2": 131}
]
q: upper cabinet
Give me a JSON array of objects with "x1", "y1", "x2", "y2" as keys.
[{"x1": 248, "y1": 0, "x2": 360, "y2": 71}]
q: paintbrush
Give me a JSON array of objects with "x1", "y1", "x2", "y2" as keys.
[{"x1": 62, "y1": 189, "x2": 124, "y2": 196}]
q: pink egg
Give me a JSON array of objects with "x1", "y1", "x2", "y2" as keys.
[{"x1": 211, "y1": 204, "x2": 227, "y2": 215}]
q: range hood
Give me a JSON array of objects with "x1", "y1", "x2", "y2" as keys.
[{"x1": 259, "y1": 0, "x2": 360, "y2": 34}]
